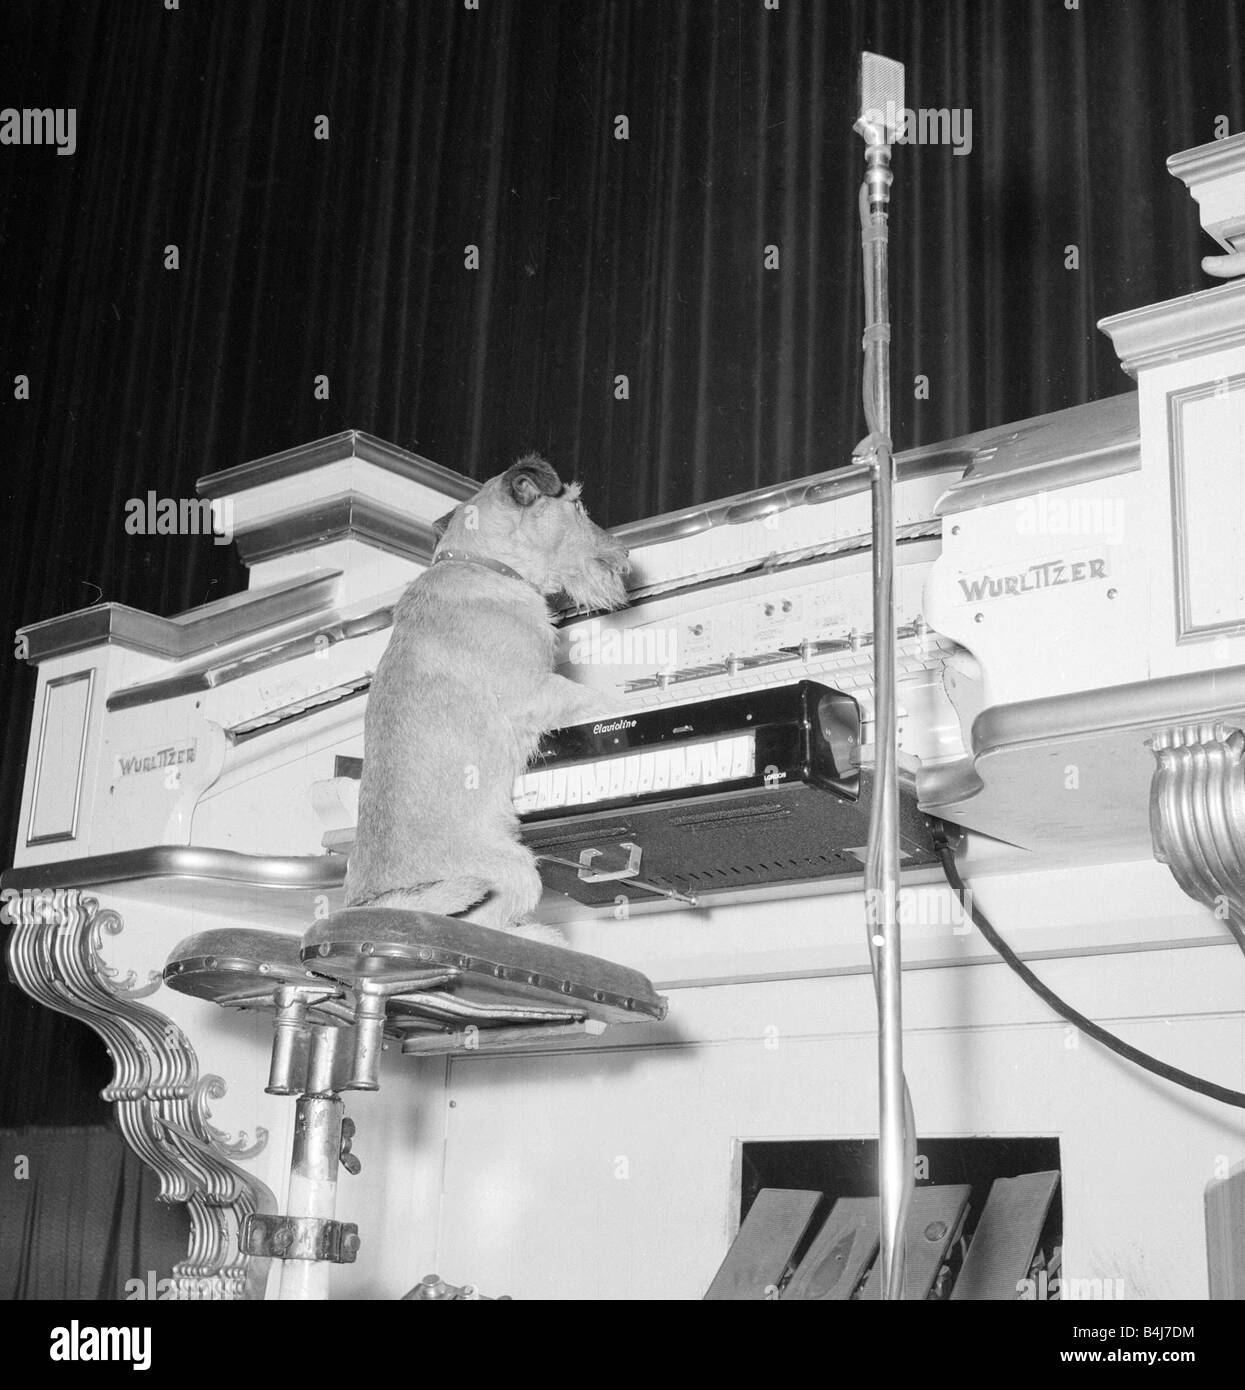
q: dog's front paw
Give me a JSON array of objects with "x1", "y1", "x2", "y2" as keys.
[{"x1": 559, "y1": 684, "x2": 624, "y2": 727}]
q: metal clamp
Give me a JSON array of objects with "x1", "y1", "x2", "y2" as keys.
[
  {"x1": 537, "y1": 846, "x2": 698, "y2": 906},
  {"x1": 577, "y1": 842, "x2": 643, "y2": 883},
  {"x1": 240, "y1": 1213, "x2": 360, "y2": 1264}
]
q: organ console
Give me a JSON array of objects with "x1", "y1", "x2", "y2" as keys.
[{"x1": 4, "y1": 131, "x2": 1245, "y2": 1301}]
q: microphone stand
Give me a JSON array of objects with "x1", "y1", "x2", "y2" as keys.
[{"x1": 854, "y1": 55, "x2": 914, "y2": 1303}]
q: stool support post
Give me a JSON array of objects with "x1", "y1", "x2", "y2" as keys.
[
  {"x1": 279, "y1": 1027, "x2": 344, "y2": 1300},
  {"x1": 348, "y1": 984, "x2": 387, "y2": 1090},
  {"x1": 268, "y1": 989, "x2": 309, "y2": 1095}
]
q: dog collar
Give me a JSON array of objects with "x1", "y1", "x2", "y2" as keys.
[{"x1": 432, "y1": 550, "x2": 538, "y2": 590}]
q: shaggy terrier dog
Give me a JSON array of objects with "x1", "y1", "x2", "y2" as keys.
[{"x1": 344, "y1": 455, "x2": 629, "y2": 942}]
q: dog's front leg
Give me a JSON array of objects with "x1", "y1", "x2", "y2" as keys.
[{"x1": 525, "y1": 673, "x2": 620, "y2": 731}]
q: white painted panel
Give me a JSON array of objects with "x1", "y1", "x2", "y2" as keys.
[
  {"x1": 28, "y1": 669, "x2": 93, "y2": 843},
  {"x1": 433, "y1": 947, "x2": 1244, "y2": 1300},
  {"x1": 1169, "y1": 376, "x2": 1245, "y2": 637}
]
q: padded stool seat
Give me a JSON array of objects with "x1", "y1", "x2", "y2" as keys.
[
  {"x1": 164, "y1": 928, "x2": 340, "y2": 1011},
  {"x1": 164, "y1": 913, "x2": 667, "y2": 1067},
  {"x1": 302, "y1": 908, "x2": 667, "y2": 1026}
]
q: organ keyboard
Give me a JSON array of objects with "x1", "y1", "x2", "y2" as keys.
[{"x1": 514, "y1": 730, "x2": 763, "y2": 814}]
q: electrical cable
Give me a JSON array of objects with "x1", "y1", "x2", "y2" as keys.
[{"x1": 933, "y1": 827, "x2": 1245, "y2": 1109}]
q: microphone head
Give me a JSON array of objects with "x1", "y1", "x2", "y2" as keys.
[{"x1": 856, "y1": 52, "x2": 905, "y2": 144}]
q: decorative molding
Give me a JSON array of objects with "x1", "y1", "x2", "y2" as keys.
[
  {"x1": 232, "y1": 494, "x2": 442, "y2": 568},
  {"x1": 613, "y1": 432, "x2": 972, "y2": 551},
  {"x1": 1167, "y1": 133, "x2": 1245, "y2": 254},
  {"x1": 1098, "y1": 279, "x2": 1245, "y2": 377},
  {"x1": 1149, "y1": 725, "x2": 1245, "y2": 944},
  {"x1": 964, "y1": 664, "x2": 1245, "y2": 756},
  {"x1": 934, "y1": 392, "x2": 1140, "y2": 516},
  {"x1": 196, "y1": 430, "x2": 478, "y2": 503},
  {"x1": 1168, "y1": 373, "x2": 1245, "y2": 643},
  {"x1": 16, "y1": 569, "x2": 341, "y2": 666},
  {"x1": 2, "y1": 889, "x2": 275, "y2": 1299}
]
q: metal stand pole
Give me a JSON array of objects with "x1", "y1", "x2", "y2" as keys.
[
  {"x1": 279, "y1": 1026, "x2": 345, "y2": 1300},
  {"x1": 854, "y1": 53, "x2": 914, "y2": 1302}
]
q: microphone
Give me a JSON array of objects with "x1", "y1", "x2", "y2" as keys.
[
  {"x1": 854, "y1": 52, "x2": 905, "y2": 213},
  {"x1": 852, "y1": 51, "x2": 905, "y2": 438}
]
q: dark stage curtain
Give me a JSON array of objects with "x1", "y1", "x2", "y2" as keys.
[
  {"x1": 0, "y1": 1125, "x2": 189, "y2": 1299},
  {"x1": 0, "y1": 0, "x2": 1241, "y2": 1126}
]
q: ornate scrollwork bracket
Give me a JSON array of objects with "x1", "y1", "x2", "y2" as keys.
[
  {"x1": 1150, "y1": 723, "x2": 1245, "y2": 946},
  {"x1": 2, "y1": 888, "x2": 275, "y2": 1299},
  {"x1": 193, "y1": 1075, "x2": 269, "y2": 1160}
]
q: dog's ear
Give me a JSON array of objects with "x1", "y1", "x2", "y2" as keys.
[
  {"x1": 431, "y1": 508, "x2": 455, "y2": 540},
  {"x1": 503, "y1": 454, "x2": 564, "y2": 507}
]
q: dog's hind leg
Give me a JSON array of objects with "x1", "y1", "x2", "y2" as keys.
[
  {"x1": 352, "y1": 876, "x2": 491, "y2": 915},
  {"x1": 462, "y1": 841, "x2": 567, "y2": 945}
]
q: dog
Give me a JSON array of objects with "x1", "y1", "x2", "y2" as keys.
[{"x1": 343, "y1": 454, "x2": 630, "y2": 943}]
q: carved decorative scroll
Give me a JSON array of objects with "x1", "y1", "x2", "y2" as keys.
[
  {"x1": 3, "y1": 889, "x2": 274, "y2": 1299},
  {"x1": 1150, "y1": 724, "x2": 1245, "y2": 943},
  {"x1": 193, "y1": 1074, "x2": 269, "y2": 1160}
]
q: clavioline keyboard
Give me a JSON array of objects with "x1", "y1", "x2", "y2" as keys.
[{"x1": 512, "y1": 681, "x2": 940, "y2": 906}]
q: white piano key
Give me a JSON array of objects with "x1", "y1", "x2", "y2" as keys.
[
  {"x1": 578, "y1": 762, "x2": 598, "y2": 804},
  {"x1": 564, "y1": 768, "x2": 583, "y2": 805},
  {"x1": 550, "y1": 768, "x2": 567, "y2": 808},
  {"x1": 701, "y1": 744, "x2": 719, "y2": 780},
  {"x1": 623, "y1": 755, "x2": 641, "y2": 795},
  {"x1": 575, "y1": 765, "x2": 594, "y2": 804},
  {"x1": 684, "y1": 744, "x2": 702, "y2": 784},
  {"x1": 594, "y1": 761, "x2": 613, "y2": 802},
  {"x1": 608, "y1": 759, "x2": 626, "y2": 799},
  {"x1": 637, "y1": 753, "x2": 655, "y2": 793},
  {"x1": 652, "y1": 749, "x2": 671, "y2": 792},
  {"x1": 534, "y1": 770, "x2": 554, "y2": 810},
  {"x1": 668, "y1": 747, "x2": 687, "y2": 789},
  {"x1": 730, "y1": 735, "x2": 754, "y2": 779}
]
